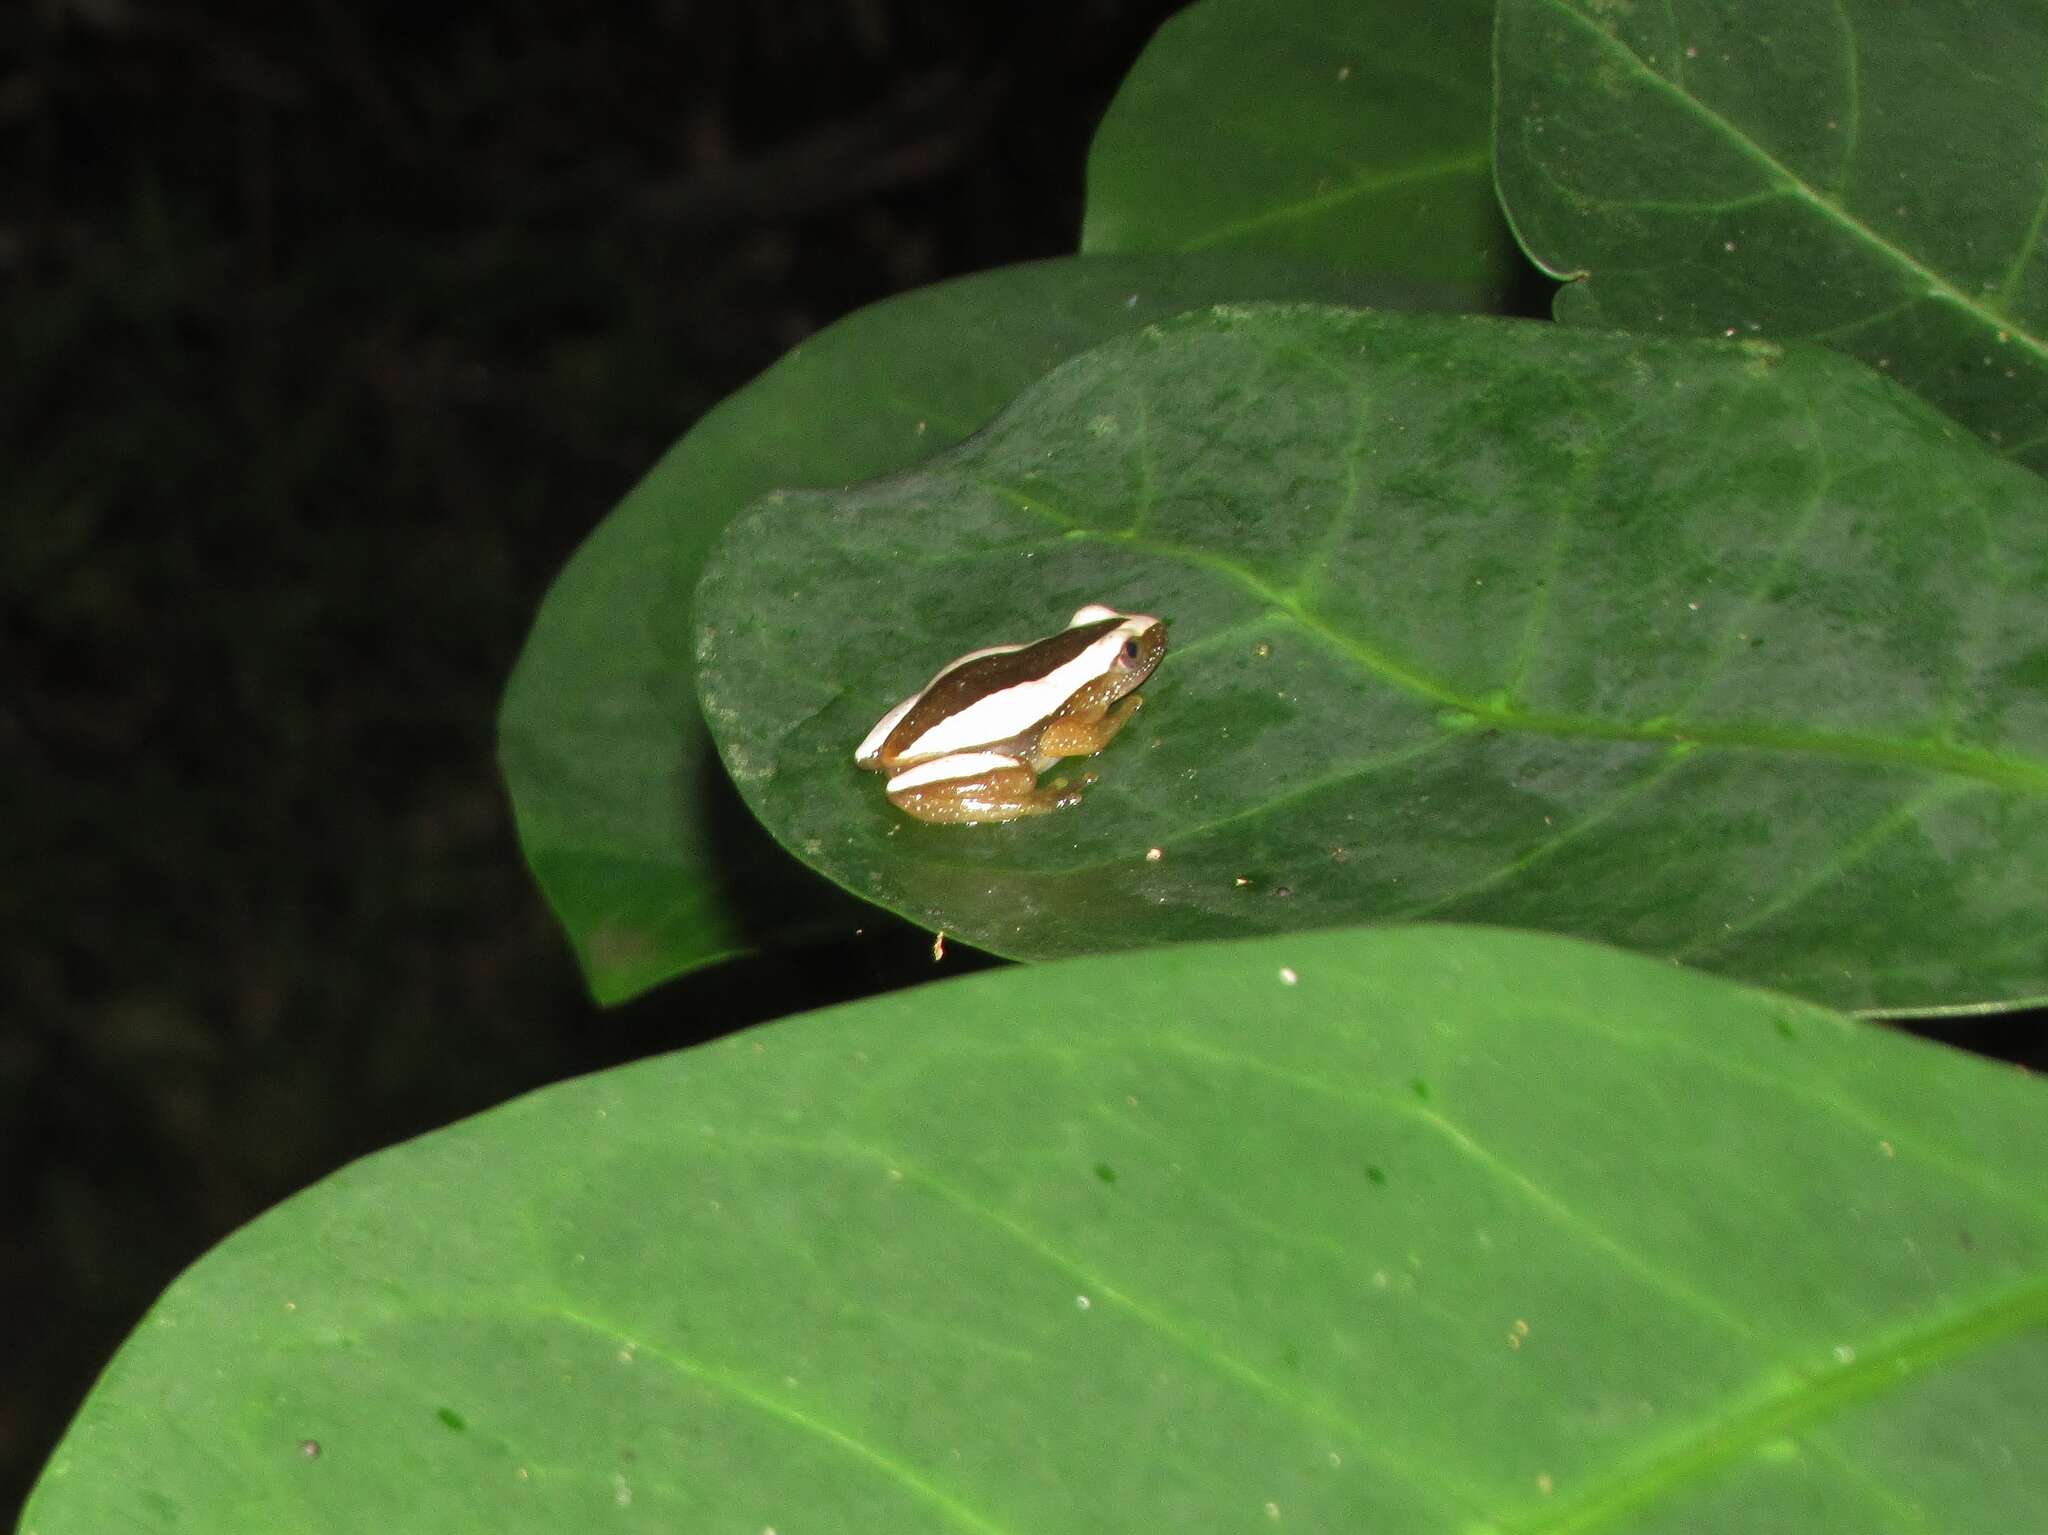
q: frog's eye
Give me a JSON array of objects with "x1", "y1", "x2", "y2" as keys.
[{"x1": 1120, "y1": 637, "x2": 1142, "y2": 666}]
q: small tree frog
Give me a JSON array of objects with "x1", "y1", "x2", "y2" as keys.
[{"x1": 855, "y1": 603, "x2": 1167, "y2": 824}]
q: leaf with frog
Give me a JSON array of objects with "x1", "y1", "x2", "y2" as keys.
[
  {"x1": 497, "y1": 254, "x2": 1432, "y2": 1003},
  {"x1": 697, "y1": 303, "x2": 2048, "y2": 1013}
]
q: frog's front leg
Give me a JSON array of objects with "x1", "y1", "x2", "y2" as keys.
[
  {"x1": 1036, "y1": 690, "x2": 1144, "y2": 761},
  {"x1": 885, "y1": 751, "x2": 1086, "y2": 825}
]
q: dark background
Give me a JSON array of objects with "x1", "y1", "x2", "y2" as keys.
[
  {"x1": 6, "y1": 0, "x2": 2043, "y2": 1520},
  {"x1": 2, "y1": 0, "x2": 1181, "y2": 1511}
]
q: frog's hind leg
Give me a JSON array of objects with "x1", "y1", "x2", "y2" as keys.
[{"x1": 886, "y1": 751, "x2": 1084, "y2": 825}]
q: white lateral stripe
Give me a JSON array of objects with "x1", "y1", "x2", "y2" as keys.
[
  {"x1": 902, "y1": 622, "x2": 1139, "y2": 759},
  {"x1": 855, "y1": 639, "x2": 1028, "y2": 762},
  {"x1": 1070, "y1": 603, "x2": 1122, "y2": 625},
  {"x1": 887, "y1": 751, "x2": 1023, "y2": 791}
]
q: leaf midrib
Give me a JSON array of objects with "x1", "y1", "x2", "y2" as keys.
[
  {"x1": 1539, "y1": 0, "x2": 2048, "y2": 372},
  {"x1": 987, "y1": 484, "x2": 2048, "y2": 796}
]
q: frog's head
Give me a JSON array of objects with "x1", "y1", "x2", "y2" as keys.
[{"x1": 1069, "y1": 603, "x2": 1167, "y2": 704}]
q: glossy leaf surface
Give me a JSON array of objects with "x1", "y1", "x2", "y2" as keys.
[
  {"x1": 24, "y1": 926, "x2": 2048, "y2": 1533},
  {"x1": 1084, "y1": 0, "x2": 1516, "y2": 307},
  {"x1": 697, "y1": 304, "x2": 2048, "y2": 1013},
  {"x1": 1495, "y1": 0, "x2": 2048, "y2": 470},
  {"x1": 496, "y1": 255, "x2": 1417, "y2": 1002}
]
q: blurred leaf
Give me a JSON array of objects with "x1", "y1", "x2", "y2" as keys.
[
  {"x1": 1083, "y1": 0, "x2": 1516, "y2": 307},
  {"x1": 24, "y1": 926, "x2": 2048, "y2": 1533},
  {"x1": 498, "y1": 254, "x2": 1439, "y2": 1004},
  {"x1": 697, "y1": 303, "x2": 2048, "y2": 1014},
  {"x1": 1495, "y1": 0, "x2": 2048, "y2": 471}
]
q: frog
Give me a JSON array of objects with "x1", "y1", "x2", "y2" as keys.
[{"x1": 854, "y1": 603, "x2": 1167, "y2": 824}]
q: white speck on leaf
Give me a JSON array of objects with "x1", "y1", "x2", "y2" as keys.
[
  {"x1": 1075, "y1": 1294, "x2": 1092, "y2": 1310},
  {"x1": 1279, "y1": 967, "x2": 1299, "y2": 985}
]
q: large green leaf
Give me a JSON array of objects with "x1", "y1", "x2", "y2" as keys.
[
  {"x1": 496, "y1": 255, "x2": 1424, "y2": 1004},
  {"x1": 1494, "y1": 0, "x2": 2048, "y2": 471},
  {"x1": 23, "y1": 926, "x2": 2048, "y2": 1532},
  {"x1": 696, "y1": 304, "x2": 2048, "y2": 1014},
  {"x1": 1083, "y1": 0, "x2": 1516, "y2": 307}
]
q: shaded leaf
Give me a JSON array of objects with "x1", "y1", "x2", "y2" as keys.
[
  {"x1": 1084, "y1": 0, "x2": 1517, "y2": 307},
  {"x1": 24, "y1": 926, "x2": 2048, "y2": 1532},
  {"x1": 696, "y1": 303, "x2": 2048, "y2": 1013},
  {"x1": 1495, "y1": 0, "x2": 2048, "y2": 470},
  {"x1": 497, "y1": 255, "x2": 1426, "y2": 1003}
]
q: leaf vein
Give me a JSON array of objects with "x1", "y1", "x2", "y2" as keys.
[
  {"x1": 720, "y1": 1130, "x2": 1471, "y2": 1515},
  {"x1": 1541, "y1": 0, "x2": 2048, "y2": 369},
  {"x1": 1674, "y1": 780, "x2": 1979, "y2": 962},
  {"x1": 1385, "y1": 744, "x2": 1693, "y2": 922},
  {"x1": 1160, "y1": 1041, "x2": 1760, "y2": 1342},
  {"x1": 1502, "y1": 1277, "x2": 2048, "y2": 1534},
  {"x1": 1180, "y1": 147, "x2": 1491, "y2": 253},
  {"x1": 543, "y1": 1302, "x2": 1016, "y2": 1535}
]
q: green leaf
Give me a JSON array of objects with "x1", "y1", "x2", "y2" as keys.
[
  {"x1": 24, "y1": 926, "x2": 2048, "y2": 1532},
  {"x1": 1494, "y1": 0, "x2": 2048, "y2": 471},
  {"x1": 1083, "y1": 0, "x2": 1516, "y2": 307},
  {"x1": 696, "y1": 303, "x2": 2048, "y2": 1014},
  {"x1": 497, "y1": 254, "x2": 1428, "y2": 1004}
]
